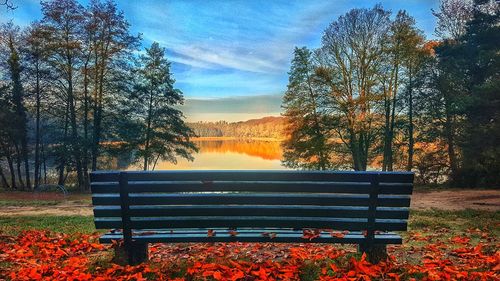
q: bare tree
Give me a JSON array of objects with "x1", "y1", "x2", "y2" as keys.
[{"x1": 432, "y1": 0, "x2": 474, "y2": 40}]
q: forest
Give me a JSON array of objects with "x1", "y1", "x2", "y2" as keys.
[
  {"x1": 189, "y1": 116, "x2": 286, "y2": 139},
  {"x1": 282, "y1": 1, "x2": 499, "y2": 187},
  {"x1": 0, "y1": 0, "x2": 196, "y2": 191}
]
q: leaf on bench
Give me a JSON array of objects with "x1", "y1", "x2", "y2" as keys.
[
  {"x1": 302, "y1": 229, "x2": 321, "y2": 241},
  {"x1": 261, "y1": 232, "x2": 277, "y2": 239},
  {"x1": 207, "y1": 229, "x2": 216, "y2": 237},
  {"x1": 330, "y1": 231, "x2": 345, "y2": 238},
  {"x1": 228, "y1": 230, "x2": 238, "y2": 237}
]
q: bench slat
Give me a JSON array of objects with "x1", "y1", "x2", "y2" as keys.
[
  {"x1": 93, "y1": 205, "x2": 409, "y2": 219},
  {"x1": 91, "y1": 181, "x2": 412, "y2": 195},
  {"x1": 92, "y1": 193, "x2": 410, "y2": 207},
  {"x1": 94, "y1": 217, "x2": 407, "y2": 231},
  {"x1": 99, "y1": 230, "x2": 402, "y2": 244},
  {"x1": 90, "y1": 170, "x2": 413, "y2": 183}
]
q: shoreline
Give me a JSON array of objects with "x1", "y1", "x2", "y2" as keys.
[{"x1": 192, "y1": 137, "x2": 284, "y2": 142}]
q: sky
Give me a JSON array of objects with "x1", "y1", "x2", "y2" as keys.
[{"x1": 0, "y1": 0, "x2": 439, "y2": 122}]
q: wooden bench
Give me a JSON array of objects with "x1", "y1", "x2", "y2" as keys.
[{"x1": 90, "y1": 170, "x2": 413, "y2": 265}]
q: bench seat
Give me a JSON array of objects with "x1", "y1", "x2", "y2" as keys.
[{"x1": 100, "y1": 229, "x2": 402, "y2": 244}]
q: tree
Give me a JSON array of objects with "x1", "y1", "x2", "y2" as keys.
[
  {"x1": 453, "y1": 2, "x2": 499, "y2": 186},
  {"x1": 41, "y1": 0, "x2": 86, "y2": 188},
  {"x1": 281, "y1": 47, "x2": 333, "y2": 170},
  {"x1": 432, "y1": 0, "x2": 474, "y2": 40},
  {"x1": 318, "y1": 5, "x2": 391, "y2": 171},
  {"x1": 130, "y1": 42, "x2": 197, "y2": 170},
  {"x1": 1, "y1": 23, "x2": 31, "y2": 189},
  {"x1": 86, "y1": 0, "x2": 140, "y2": 175},
  {"x1": 379, "y1": 11, "x2": 425, "y2": 171},
  {"x1": 24, "y1": 22, "x2": 51, "y2": 189}
]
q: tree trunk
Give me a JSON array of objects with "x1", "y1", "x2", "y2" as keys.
[
  {"x1": 14, "y1": 143, "x2": 25, "y2": 189},
  {"x1": 407, "y1": 68, "x2": 414, "y2": 171},
  {"x1": 67, "y1": 61, "x2": 85, "y2": 189},
  {"x1": 34, "y1": 61, "x2": 41, "y2": 190},
  {"x1": 41, "y1": 139, "x2": 47, "y2": 184},
  {"x1": 144, "y1": 90, "x2": 154, "y2": 171},
  {"x1": 0, "y1": 165, "x2": 9, "y2": 189},
  {"x1": 58, "y1": 101, "x2": 70, "y2": 186},
  {"x1": 4, "y1": 147, "x2": 17, "y2": 189},
  {"x1": 443, "y1": 90, "x2": 460, "y2": 185},
  {"x1": 82, "y1": 59, "x2": 90, "y2": 190},
  {"x1": 387, "y1": 61, "x2": 399, "y2": 172},
  {"x1": 382, "y1": 94, "x2": 391, "y2": 171}
]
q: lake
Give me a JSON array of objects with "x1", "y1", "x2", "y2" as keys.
[{"x1": 128, "y1": 139, "x2": 287, "y2": 170}]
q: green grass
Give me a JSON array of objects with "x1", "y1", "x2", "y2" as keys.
[
  {"x1": 0, "y1": 215, "x2": 98, "y2": 236},
  {"x1": 407, "y1": 208, "x2": 500, "y2": 240}
]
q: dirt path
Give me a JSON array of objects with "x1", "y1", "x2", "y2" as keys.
[
  {"x1": 410, "y1": 189, "x2": 499, "y2": 211},
  {"x1": 0, "y1": 189, "x2": 498, "y2": 216}
]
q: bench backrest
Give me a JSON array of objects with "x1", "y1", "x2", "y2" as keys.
[{"x1": 91, "y1": 170, "x2": 413, "y2": 238}]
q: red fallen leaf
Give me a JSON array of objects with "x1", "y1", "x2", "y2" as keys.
[
  {"x1": 229, "y1": 230, "x2": 238, "y2": 237},
  {"x1": 330, "y1": 231, "x2": 345, "y2": 238},
  {"x1": 207, "y1": 229, "x2": 216, "y2": 237},
  {"x1": 451, "y1": 236, "x2": 470, "y2": 244},
  {"x1": 330, "y1": 263, "x2": 340, "y2": 272},
  {"x1": 387, "y1": 272, "x2": 401, "y2": 280},
  {"x1": 302, "y1": 229, "x2": 321, "y2": 241},
  {"x1": 213, "y1": 270, "x2": 223, "y2": 280},
  {"x1": 230, "y1": 270, "x2": 245, "y2": 281},
  {"x1": 262, "y1": 232, "x2": 277, "y2": 239},
  {"x1": 251, "y1": 267, "x2": 268, "y2": 280}
]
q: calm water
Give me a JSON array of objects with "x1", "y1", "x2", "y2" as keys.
[{"x1": 128, "y1": 139, "x2": 287, "y2": 170}]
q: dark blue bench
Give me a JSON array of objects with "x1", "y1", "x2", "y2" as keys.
[{"x1": 90, "y1": 170, "x2": 413, "y2": 264}]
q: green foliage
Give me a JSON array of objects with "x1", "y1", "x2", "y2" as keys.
[
  {"x1": 0, "y1": 215, "x2": 96, "y2": 236},
  {"x1": 127, "y1": 42, "x2": 198, "y2": 170},
  {"x1": 282, "y1": 47, "x2": 336, "y2": 170},
  {"x1": 433, "y1": 3, "x2": 500, "y2": 186}
]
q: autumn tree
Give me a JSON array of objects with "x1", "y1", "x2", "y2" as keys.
[
  {"x1": 317, "y1": 5, "x2": 391, "y2": 171},
  {"x1": 281, "y1": 47, "x2": 333, "y2": 170},
  {"x1": 380, "y1": 11, "x2": 425, "y2": 171},
  {"x1": 129, "y1": 42, "x2": 197, "y2": 170}
]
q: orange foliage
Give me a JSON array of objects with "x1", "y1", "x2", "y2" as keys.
[
  {"x1": 195, "y1": 139, "x2": 282, "y2": 160},
  {"x1": 0, "y1": 230, "x2": 498, "y2": 280}
]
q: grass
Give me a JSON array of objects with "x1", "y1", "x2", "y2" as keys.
[
  {"x1": 408, "y1": 208, "x2": 500, "y2": 237},
  {"x1": 0, "y1": 215, "x2": 97, "y2": 236}
]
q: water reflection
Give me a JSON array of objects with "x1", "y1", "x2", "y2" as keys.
[{"x1": 128, "y1": 139, "x2": 286, "y2": 170}]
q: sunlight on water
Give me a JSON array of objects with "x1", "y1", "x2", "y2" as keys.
[{"x1": 129, "y1": 139, "x2": 287, "y2": 170}]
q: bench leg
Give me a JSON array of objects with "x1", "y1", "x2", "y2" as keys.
[
  {"x1": 113, "y1": 242, "x2": 149, "y2": 265},
  {"x1": 358, "y1": 243, "x2": 387, "y2": 264}
]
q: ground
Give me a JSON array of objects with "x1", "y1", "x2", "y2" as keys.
[{"x1": 0, "y1": 188, "x2": 499, "y2": 280}]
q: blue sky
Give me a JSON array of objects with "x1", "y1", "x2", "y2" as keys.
[{"x1": 1, "y1": 0, "x2": 439, "y2": 121}]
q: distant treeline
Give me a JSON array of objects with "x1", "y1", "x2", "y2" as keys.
[
  {"x1": 282, "y1": 1, "x2": 499, "y2": 187},
  {"x1": 189, "y1": 117, "x2": 286, "y2": 139},
  {"x1": 0, "y1": 0, "x2": 196, "y2": 191}
]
